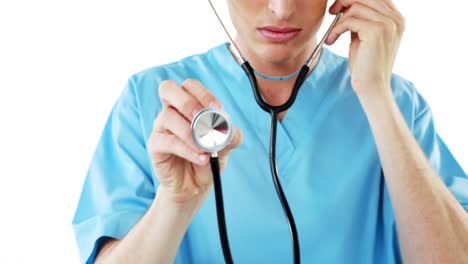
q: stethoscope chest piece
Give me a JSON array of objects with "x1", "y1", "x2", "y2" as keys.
[{"x1": 191, "y1": 107, "x2": 234, "y2": 154}]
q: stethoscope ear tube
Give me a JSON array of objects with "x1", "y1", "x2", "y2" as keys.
[{"x1": 210, "y1": 156, "x2": 235, "y2": 264}]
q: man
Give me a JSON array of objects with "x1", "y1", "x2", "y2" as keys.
[{"x1": 73, "y1": 0, "x2": 468, "y2": 263}]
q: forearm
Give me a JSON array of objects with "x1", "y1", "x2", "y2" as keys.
[
  {"x1": 357, "y1": 88, "x2": 468, "y2": 263},
  {"x1": 95, "y1": 187, "x2": 206, "y2": 264}
]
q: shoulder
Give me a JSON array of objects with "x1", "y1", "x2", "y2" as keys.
[
  {"x1": 117, "y1": 44, "x2": 225, "y2": 117},
  {"x1": 113, "y1": 44, "x2": 226, "y2": 139},
  {"x1": 325, "y1": 48, "x2": 418, "y2": 97},
  {"x1": 388, "y1": 72, "x2": 428, "y2": 126},
  {"x1": 127, "y1": 44, "x2": 222, "y2": 96}
]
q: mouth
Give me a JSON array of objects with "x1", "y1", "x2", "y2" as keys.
[{"x1": 257, "y1": 26, "x2": 302, "y2": 43}]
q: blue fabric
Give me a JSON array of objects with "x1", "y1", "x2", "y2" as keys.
[{"x1": 72, "y1": 43, "x2": 468, "y2": 263}]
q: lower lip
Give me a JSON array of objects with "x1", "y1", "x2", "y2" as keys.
[{"x1": 257, "y1": 29, "x2": 301, "y2": 42}]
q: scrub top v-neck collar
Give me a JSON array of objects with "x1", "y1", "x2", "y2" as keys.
[{"x1": 208, "y1": 43, "x2": 335, "y2": 184}]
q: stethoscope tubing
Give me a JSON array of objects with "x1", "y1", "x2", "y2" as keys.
[
  {"x1": 210, "y1": 156, "x2": 235, "y2": 264},
  {"x1": 242, "y1": 62, "x2": 310, "y2": 264},
  {"x1": 209, "y1": 63, "x2": 309, "y2": 264},
  {"x1": 205, "y1": 1, "x2": 343, "y2": 263}
]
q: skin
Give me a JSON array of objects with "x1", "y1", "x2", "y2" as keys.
[
  {"x1": 226, "y1": 0, "x2": 327, "y2": 75},
  {"x1": 95, "y1": 1, "x2": 468, "y2": 263}
]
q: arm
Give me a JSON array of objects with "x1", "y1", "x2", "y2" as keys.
[
  {"x1": 328, "y1": 0, "x2": 468, "y2": 261},
  {"x1": 95, "y1": 187, "x2": 208, "y2": 264},
  {"x1": 93, "y1": 79, "x2": 242, "y2": 263},
  {"x1": 358, "y1": 88, "x2": 468, "y2": 263}
]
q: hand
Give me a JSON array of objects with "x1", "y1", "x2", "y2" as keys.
[
  {"x1": 148, "y1": 79, "x2": 243, "y2": 204},
  {"x1": 325, "y1": 0, "x2": 405, "y2": 95}
]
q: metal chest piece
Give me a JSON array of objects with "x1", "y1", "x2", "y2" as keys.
[{"x1": 191, "y1": 108, "x2": 233, "y2": 154}]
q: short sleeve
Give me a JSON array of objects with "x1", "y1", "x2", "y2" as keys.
[
  {"x1": 412, "y1": 90, "x2": 468, "y2": 211},
  {"x1": 72, "y1": 79, "x2": 157, "y2": 263}
]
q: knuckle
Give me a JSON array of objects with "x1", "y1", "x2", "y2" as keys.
[
  {"x1": 157, "y1": 109, "x2": 170, "y2": 127},
  {"x1": 158, "y1": 80, "x2": 176, "y2": 96},
  {"x1": 181, "y1": 98, "x2": 198, "y2": 116},
  {"x1": 386, "y1": 20, "x2": 398, "y2": 34},
  {"x1": 152, "y1": 117, "x2": 160, "y2": 132},
  {"x1": 152, "y1": 111, "x2": 164, "y2": 131},
  {"x1": 183, "y1": 124, "x2": 192, "y2": 141},
  {"x1": 147, "y1": 134, "x2": 158, "y2": 153},
  {"x1": 375, "y1": 21, "x2": 386, "y2": 32},
  {"x1": 373, "y1": 26, "x2": 384, "y2": 38},
  {"x1": 346, "y1": 17, "x2": 356, "y2": 27},
  {"x1": 148, "y1": 132, "x2": 166, "y2": 155},
  {"x1": 398, "y1": 15, "x2": 406, "y2": 32},
  {"x1": 341, "y1": 0, "x2": 351, "y2": 6},
  {"x1": 201, "y1": 92, "x2": 215, "y2": 105},
  {"x1": 349, "y1": 1, "x2": 362, "y2": 12},
  {"x1": 154, "y1": 108, "x2": 175, "y2": 132},
  {"x1": 184, "y1": 79, "x2": 215, "y2": 105},
  {"x1": 176, "y1": 140, "x2": 194, "y2": 160},
  {"x1": 185, "y1": 144, "x2": 196, "y2": 159},
  {"x1": 166, "y1": 134, "x2": 179, "y2": 147},
  {"x1": 182, "y1": 78, "x2": 199, "y2": 88}
]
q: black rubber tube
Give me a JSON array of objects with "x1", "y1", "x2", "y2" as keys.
[
  {"x1": 211, "y1": 156, "x2": 234, "y2": 264},
  {"x1": 241, "y1": 61, "x2": 305, "y2": 264},
  {"x1": 269, "y1": 111, "x2": 300, "y2": 264},
  {"x1": 212, "y1": 61, "x2": 308, "y2": 264}
]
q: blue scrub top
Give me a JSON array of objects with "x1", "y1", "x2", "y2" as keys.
[{"x1": 72, "y1": 43, "x2": 468, "y2": 264}]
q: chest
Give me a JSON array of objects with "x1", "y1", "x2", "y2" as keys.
[{"x1": 180, "y1": 107, "x2": 387, "y2": 263}]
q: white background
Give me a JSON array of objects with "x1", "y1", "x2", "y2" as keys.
[{"x1": 0, "y1": 1, "x2": 466, "y2": 263}]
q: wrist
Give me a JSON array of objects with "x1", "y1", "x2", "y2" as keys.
[
  {"x1": 355, "y1": 82, "x2": 391, "y2": 98},
  {"x1": 153, "y1": 186, "x2": 208, "y2": 215},
  {"x1": 356, "y1": 84, "x2": 393, "y2": 106}
]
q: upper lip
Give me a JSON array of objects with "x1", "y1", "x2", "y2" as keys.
[{"x1": 258, "y1": 26, "x2": 301, "y2": 33}]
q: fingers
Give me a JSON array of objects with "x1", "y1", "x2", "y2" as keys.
[
  {"x1": 328, "y1": 17, "x2": 380, "y2": 44},
  {"x1": 156, "y1": 79, "x2": 243, "y2": 168},
  {"x1": 150, "y1": 123, "x2": 242, "y2": 168},
  {"x1": 153, "y1": 107, "x2": 201, "y2": 152},
  {"x1": 218, "y1": 127, "x2": 243, "y2": 158},
  {"x1": 159, "y1": 80, "x2": 204, "y2": 121},
  {"x1": 330, "y1": 0, "x2": 393, "y2": 17},
  {"x1": 326, "y1": 0, "x2": 405, "y2": 45},
  {"x1": 151, "y1": 107, "x2": 209, "y2": 166},
  {"x1": 330, "y1": 0, "x2": 404, "y2": 29},
  {"x1": 155, "y1": 79, "x2": 229, "y2": 166},
  {"x1": 378, "y1": 0, "x2": 404, "y2": 17},
  {"x1": 159, "y1": 79, "x2": 223, "y2": 122},
  {"x1": 326, "y1": 3, "x2": 395, "y2": 45},
  {"x1": 149, "y1": 132, "x2": 209, "y2": 166},
  {"x1": 181, "y1": 79, "x2": 223, "y2": 109},
  {"x1": 340, "y1": 2, "x2": 392, "y2": 24}
]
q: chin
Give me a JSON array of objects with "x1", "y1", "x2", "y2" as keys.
[{"x1": 257, "y1": 42, "x2": 303, "y2": 64}]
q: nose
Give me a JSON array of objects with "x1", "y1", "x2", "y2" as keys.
[{"x1": 268, "y1": 0, "x2": 297, "y2": 20}]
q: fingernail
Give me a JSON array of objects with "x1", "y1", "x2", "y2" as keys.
[
  {"x1": 209, "y1": 101, "x2": 222, "y2": 109},
  {"x1": 198, "y1": 154, "x2": 207, "y2": 162}
]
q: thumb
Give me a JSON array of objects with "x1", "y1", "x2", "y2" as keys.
[{"x1": 218, "y1": 127, "x2": 243, "y2": 159}]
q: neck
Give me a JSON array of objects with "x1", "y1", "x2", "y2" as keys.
[
  {"x1": 228, "y1": 37, "x2": 322, "y2": 106},
  {"x1": 234, "y1": 37, "x2": 318, "y2": 77}
]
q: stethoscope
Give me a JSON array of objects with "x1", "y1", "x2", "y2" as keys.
[{"x1": 190, "y1": 2, "x2": 343, "y2": 264}]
